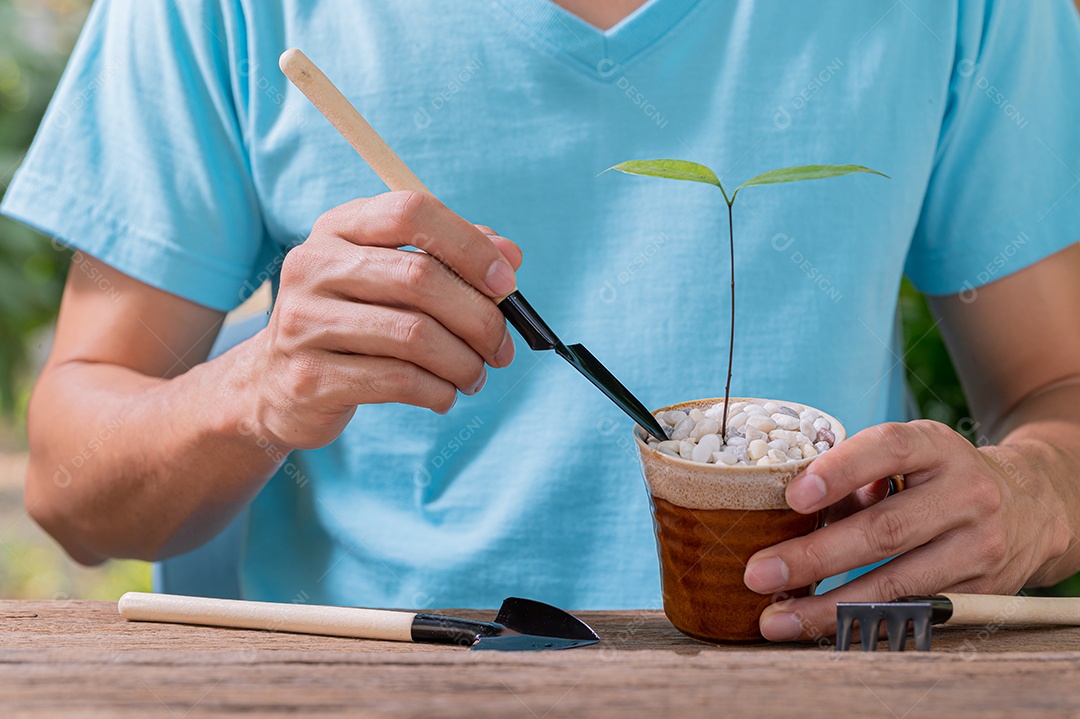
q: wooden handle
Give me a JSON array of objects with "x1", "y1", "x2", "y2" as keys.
[
  {"x1": 279, "y1": 48, "x2": 430, "y2": 195},
  {"x1": 941, "y1": 593, "x2": 1080, "y2": 626},
  {"x1": 279, "y1": 48, "x2": 517, "y2": 301},
  {"x1": 118, "y1": 592, "x2": 415, "y2": 642}
]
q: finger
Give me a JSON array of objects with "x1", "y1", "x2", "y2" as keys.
[
  {"x1": 490, "y1": 236, "x2": 523, "y2": 271},
  {"x1": 306, "y1": 300, "x2": 487, "y2": 395},
  {"x1": 315, "y1": 192, "x2": 517, "y2": 298},
  {"x1": 786, "y1": 420, "x2": 953, "y2": 513},
  {"x1": 317, "y1": 352, "x2": 461, "y2": 415},
  {"x1": 474, "y1": 225, "x2": 523, "y2": 270},
  {"x1": 745, "y1": 483, "x2": 961, "y2": 594},
  {"x1": 320, "y1": 245, "x2": 514, "y2": 368},
  {"x1": 822, "y1": 477, "x2": 892, "y2": 524},
  {"x1": 757, "y1": 537, "x2": 973, "y2": 641}
]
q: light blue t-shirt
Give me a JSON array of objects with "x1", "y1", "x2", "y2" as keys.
[{"x1": 4, "y1": 0, "x2": 1079, "y2": 609}]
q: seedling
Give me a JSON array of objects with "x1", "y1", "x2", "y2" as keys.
[{"x1": 604, "y1": 159, "x2": 887, "y2": 438}]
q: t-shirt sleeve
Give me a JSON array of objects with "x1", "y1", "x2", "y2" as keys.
[
  {"x1": 905, "y1": 0, "x2": 1080, "y2": 296},
  {"x1": 0, "y1": 0, "x2": 268, "y2": 311}
]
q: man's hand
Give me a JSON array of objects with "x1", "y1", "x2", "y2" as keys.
[
  {"x1": 741, "y1": 243, "x2": 1080, "y2": 642},
  {"x1": 742, "y1": 419, "x2": 1072, "y2": 641},
  {"x1": 24, "y1": 190, "x2": 521, "y2": 562},
  {"x1": 242, "y1": 190, "x2": 522, "y2": 450}
]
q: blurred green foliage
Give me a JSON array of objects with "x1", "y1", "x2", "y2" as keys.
[
  {"x1": 0, "y1": 0, "x2": 87, "y2": 416},
  {"x1": 898, "y1": 279, "x2": 971, "y2": 432}
]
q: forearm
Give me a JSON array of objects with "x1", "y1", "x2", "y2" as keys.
[
  {"x1": 26, "y1": 338, "x2": 284, "y2": 564},
  {"x1": 985, "y1": 376, "x2": 1080, "y2": 586}
]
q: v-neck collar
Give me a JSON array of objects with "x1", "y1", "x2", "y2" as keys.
[{"x1": 490, "y1": 0, "x2": 703, "y2": 77}]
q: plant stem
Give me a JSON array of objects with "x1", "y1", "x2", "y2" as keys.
[{"x1": 720, "y1": 201, "x2": 735, "y2": 440}]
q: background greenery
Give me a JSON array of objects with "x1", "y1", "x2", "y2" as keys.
[
  {"x1": 0, "y1": 0, "x2": 150, "y2": 599},
  {"x1": 0, "y1": 0, "x2": 1075, "y2": 599}
]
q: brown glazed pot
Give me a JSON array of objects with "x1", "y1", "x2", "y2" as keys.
[{"x1": 635, "y1": 398, "x2": 846, "y2": 644}]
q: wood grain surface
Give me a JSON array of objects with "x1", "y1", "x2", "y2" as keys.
[{"x1": 2, "y1": 600, "x2": 1080, "y2": 718}]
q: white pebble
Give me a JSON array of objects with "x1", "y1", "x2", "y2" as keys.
[
  {"x1": 768, "y1": 439, "x2": 790, "y2": 452},
  {"x1": 679, "y1": 440, "x2": 695, "y2": 459},
  {"x1": 777, "y1": 405, "x2": 800, "y2": 418},
  {"x1": 688, "y1": 409, "x2": 706, "y2": 423},
  {"x1": 763, "y1": 402, "x2": 779, "y2": 413},
  {"x1": 772, "y1": 414, "x2": 800, "y2": 431},
  {"x1": 743, "y1": 426, "x2": 768, "y2": 442},
  {"x1": 725, "y1": 436, "x2": 749, "y2": 447},
  {"x1": 748, "y1": 439, "x2": 770, "y2": 461},
  {"x1": 658, "y1": 440, "x2": 680, "y2": 453},
  {"x1": 801, "y1": 443, "x2": 818, "y2": 458},
  {"x1": 814, "y1": 417, "x2": 832, "y2": 431},
  {"x1": 698, "y1": 433, "x2": 722, "y2": 454},
  {"x1": 767, "y1": 448, "x2": 788, "y2": 462},
  {"x1": 713, "y1": 451, "x2": 738, "y2": 465},
  {"x1": 786, "y1": 447, "x2": 804, "y2": 460},
  {"x1": 744, "y1": 404, "x2": 767, "y2": 416},
  {"x1": 727, "y1": 411, "x2": 749, "y2": 429},
  {"x1": 690, "y1": 418, "x2": 720, "y2": 440},
  {"x1": 746, "y1": 415, "x2": 778, "y2": 433},
  {"x1": 814, "y1": 441, "x2": 830, "y2": 454},
  {"x1": 770, "y1": 429, "x2": 800, "y2": 445},
  {"x1": 800, "y1": 409, "x2": 821, "y2": 422},
  {"x1": 661, "y1": 410, "x2": 687, "y2": 426},
  {"x1": 756, "y1": 456, "x2": 776, "y2": 466},
  {"x1": 800, "y1": 419, "x2": 817, "y2": 439},
  {"x1": 691, "y1": 441, "x2": 714, "y2": 464},
  {"x1": 671, "y1": 416, "x2": 695, "y2": 441},
  {"x1": 731, "y1": 445, "x2": 750, "y2": 463},
  {"x1": 703, "y1": 403, "x2": 726, "y2": 419}
]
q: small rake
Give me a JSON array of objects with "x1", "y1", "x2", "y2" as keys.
[{"x1": 836, "y1": 593, "x2": 1080, "y2": 652}]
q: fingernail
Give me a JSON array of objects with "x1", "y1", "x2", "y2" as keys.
[
  {"x1": 466, "y1": 367, "x2": 487, "y2": 395},
  {"x1": 485, "y1": 260, "x2": 516, "y2": 297},
  {"x1": 437, "y1": 394, "x2": 458, "y2": 416},
  {"x1": 744, "y1": 556, "x2": 789, "y2": 593},
  {"x1": 760, "y1": 612, "x2": 803, "y2": 642},
  {"x1": 494, "y1": 332, "x2": 515, "y2": 367},
  {"x1": 787, "y1": 472, "x2": 827, "y2": 511}
]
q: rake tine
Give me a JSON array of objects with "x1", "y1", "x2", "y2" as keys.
[
  {"x1": 886, "y1": 614, "x2": 909, "y2": 652},
  {"x1": 860, "y1": 615, "x2": 881, "y2": 652},
  {"x1": 837, "y1": 602, "x2": 940, "y2": 652},
  {"x1": 836, "y1": 612, "x2": 854, "y2": 652},
  {"x1": 913, "y1": 612, "x2": 933, "y2": 651}
]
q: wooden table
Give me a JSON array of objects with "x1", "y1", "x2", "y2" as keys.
[{"x1": 2, "y1": 600, "x2": 1080, "y2": 717}]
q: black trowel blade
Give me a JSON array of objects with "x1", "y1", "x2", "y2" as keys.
[
  {"x1": 468, "y1": 597, "x2": 599, "y2": 651},
  {"x1": 557, "y1": 344, "x2": 667, "y2": 441}
]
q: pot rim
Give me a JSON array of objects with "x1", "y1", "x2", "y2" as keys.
[{"x1": 633, "y1": 396, "x2": 846, "y2": 472}]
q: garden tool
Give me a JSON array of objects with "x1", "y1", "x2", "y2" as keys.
[
  {"x1": 278, "y1": 49, "x2": 668, "y2": 442},
  {"x1": 836, "y1": 593, "x2": 1080, "y2": 652},
  {"x1": 119, "y1": 592, "x2": 599, "y2": 651}
]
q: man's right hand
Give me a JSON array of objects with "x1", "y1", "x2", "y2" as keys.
[
  {"x1": 244, "y1": 190, "x2": 522, "y2": 450},
  {"x1": 24, "y1": 190, "x2": 521, "y2": 562}
]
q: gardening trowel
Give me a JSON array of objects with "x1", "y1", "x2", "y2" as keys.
[
  {"x1": 119, "y1": 592, "x2": 600, "y2": 651},
  {"x1": 278, "y1": 49, "x2": 668, "y2": 442}
]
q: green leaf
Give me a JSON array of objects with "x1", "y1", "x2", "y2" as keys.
[
  {"x1": 733, "y1": 164, "x2": 888, "y2": 199},
  {"x1": 602, "y1": 159, "x2": 724, "y2": 189}
]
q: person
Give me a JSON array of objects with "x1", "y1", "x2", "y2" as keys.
[{"x1": 3, "y1": 0, "x2": 1080, "y2": 642}]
